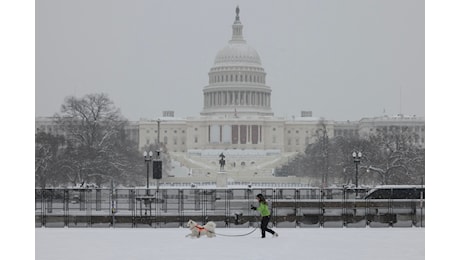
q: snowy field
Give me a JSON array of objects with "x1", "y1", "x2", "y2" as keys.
[{"x1": 36, "y1": 227, "x2": 425, "y2": 260}]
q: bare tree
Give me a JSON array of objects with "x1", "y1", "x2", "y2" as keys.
[
  {"x1": 35, "y1": 132, "x2": 66, "y2": 187},
  {"x1": 275, "y1": 128, "x2": 424, "y2": 187},
  {"x1": 366, "y1": 128, "x2": 424, "y2": 185},
  {"x1": 54, "y1": 93, "x2": 142, "y2": 186}
]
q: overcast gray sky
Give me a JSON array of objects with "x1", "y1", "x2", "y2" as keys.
[{"x1": 36, "y1": 0, "x2": 424, "y2": 121}]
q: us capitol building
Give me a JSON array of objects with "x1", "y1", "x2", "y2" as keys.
[{"x1": 36, "y1": 7, "x2": 424, "y2": 187}]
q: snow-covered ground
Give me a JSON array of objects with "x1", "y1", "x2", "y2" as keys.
[{"x1": 35, "y1": 227, "x2": 425, "y2": 260}]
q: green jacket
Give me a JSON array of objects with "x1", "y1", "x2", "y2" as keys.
[{"x1": 256, "y1": 202, "x2": 271, "y2": 217}]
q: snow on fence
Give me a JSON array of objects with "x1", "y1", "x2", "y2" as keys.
[{"x1": 35, "y1": 187, "x2": 424, "y2": 228}]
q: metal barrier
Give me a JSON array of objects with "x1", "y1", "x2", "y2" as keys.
[{"x1": 35, "y1": 188, "x2": 424, "y2": 228}]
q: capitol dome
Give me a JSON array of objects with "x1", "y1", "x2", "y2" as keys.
[
  {"x1": 214, "y1": 43, "x2": 262, "y2": 66},
  {"x1": 201, "y1": 6, "x2": 273, "y2": 117}
]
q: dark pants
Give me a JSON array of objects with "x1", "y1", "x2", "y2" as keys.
[{"x1": 260, "y1": 216, "x2": 275, "y2": 238}]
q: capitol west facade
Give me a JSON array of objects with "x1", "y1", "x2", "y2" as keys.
[{"x1": 36, "y1": 8, "x2": 424, "y2": 183}]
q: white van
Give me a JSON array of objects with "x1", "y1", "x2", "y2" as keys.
[{"x1": 364, "y1": 185, "x2": 424, "y2": 200}]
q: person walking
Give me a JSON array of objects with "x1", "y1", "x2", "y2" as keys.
[{"x1": 251, "y1": 193, "x2": 279, "y2": 238}]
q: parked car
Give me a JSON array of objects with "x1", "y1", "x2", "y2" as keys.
[{"x1": 364, "y1": 185, "x2": 425, "y2": 200}]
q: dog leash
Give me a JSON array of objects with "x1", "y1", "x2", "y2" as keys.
[
  {"x1": 211, "y1": 215, "x2": 260, "y2": 237},
  {"x1": 210, "y1": 225, "x2": 259, "y2": 237}
]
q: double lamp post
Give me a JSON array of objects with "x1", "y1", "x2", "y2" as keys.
[{"x1": 143, "y1": 150, "x2": 162, "y2": 195}]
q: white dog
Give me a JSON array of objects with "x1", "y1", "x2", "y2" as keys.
[{"x1": 186, "y1": 219, "x2": 216, "y2": 238}]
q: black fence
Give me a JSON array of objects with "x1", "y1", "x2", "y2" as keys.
[{"x1": 35, "y1": 187, "x2": 424, "y2": 228}]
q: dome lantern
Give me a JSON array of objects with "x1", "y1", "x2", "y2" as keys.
[{"x1": 231, "y1": 6, "x2": 245, "y2": 43}]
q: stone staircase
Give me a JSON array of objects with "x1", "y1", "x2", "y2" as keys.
[{"x1": 169, "y1": 150, "x2": 298, "y2": 177}]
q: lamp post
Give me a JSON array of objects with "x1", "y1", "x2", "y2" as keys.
[
  {"x1": 352, "y1": 151, "x2": 362, "y2": 197},
  {"x1": 143, "y1": 151, "x2": 153, "y2": 195},
  {"x1": 157, "y1": 119, "x2": 161, "y2": 145}
]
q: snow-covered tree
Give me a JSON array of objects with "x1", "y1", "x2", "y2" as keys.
[
  {"x1": 366, "y1": 128, "x2": 425, "y2": 185},
  {"x1": 275, "y1": 127, "x2": 424, "y2": 186},
  {"x1": 35, "y1": 132, "x2": 66, "y2": 187},
  {"x1": 54, "y1": 93, "x2": 143, "y2": 187}
]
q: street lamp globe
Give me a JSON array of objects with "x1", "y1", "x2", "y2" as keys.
[{"x1": 352, "y1": 151, "x2": 362, "y2": 160}]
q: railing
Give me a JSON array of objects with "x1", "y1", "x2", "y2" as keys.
[{"x1": 35, "y1": 187, "x2": 424, "y2": 228}]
